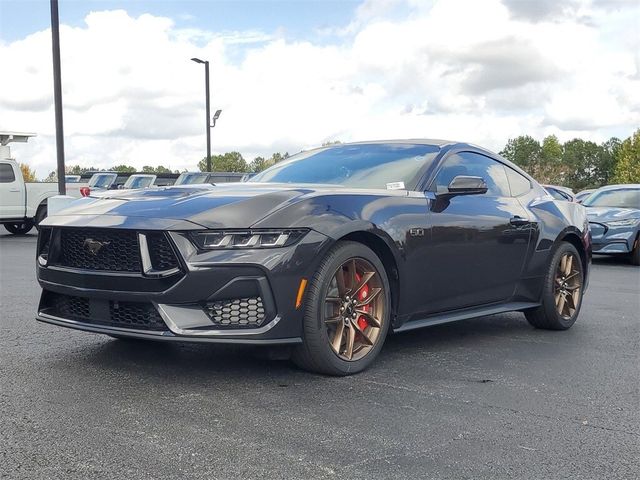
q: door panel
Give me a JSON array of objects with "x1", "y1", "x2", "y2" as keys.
[
  {"x1": 424, "y1": 194, "x2": 531, "y2": 313},
  {"x1": 410, "y1": 151, "x2": 531, "y2": 316},
  {"x1": 0, "y1": 162, "x2": 25, "y2": 219}
]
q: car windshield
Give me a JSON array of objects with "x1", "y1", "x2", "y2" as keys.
[
  {"x1": 575, "y1": 191, "x2": 592, "y2": 201},
  {"x1": 175, "y1": 173, "x2": 209, "y2": 185},
  {"x1": 583, "y1": 188, "x2": 640, "y2": 209},
  {"x1": 249, "y1": 143, "x2": 440, "y2": 190},
  {"x1": 124, "y1": 176, "x2": 154, "y2": 189},
  {"x1": 89, "y1": 174, "x2": 116, "y2": 188}
]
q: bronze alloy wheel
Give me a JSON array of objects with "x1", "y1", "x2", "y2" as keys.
[
  {"x1": 324, "y1": 258, "x2": 385, "y2": 361},
  {"x1": 554, "y1": 252, "x2": 582, "y2": 319}
]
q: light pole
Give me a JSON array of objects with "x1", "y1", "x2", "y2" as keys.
[
  {"x1": 50, "y1": 0, "x2": 66, "y2": 194},
  {"x1": 191, "y1": 57, "x2": 211, "y2": 171}
]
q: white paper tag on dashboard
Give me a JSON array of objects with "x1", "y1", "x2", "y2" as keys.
[{"x1": 386, "y1": 181, "x2": 405, "y2": 190}]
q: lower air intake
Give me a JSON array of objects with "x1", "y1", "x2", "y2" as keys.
[
  {"x1": 41, "y1": 291, "x2": 167, "y2": 331},
  {"x1": 204, "y1": 297, "x2": 266, "y2": 328}
]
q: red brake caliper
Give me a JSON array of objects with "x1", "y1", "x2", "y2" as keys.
[{"x1": 355, "y1": 273, "x2": 370, "y2": 331}]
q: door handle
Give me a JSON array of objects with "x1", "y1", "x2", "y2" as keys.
[
  {"x1": 9, "y1": 189, "x2": 21, "y2": 192},
  {"x1": 510, "y1": 216, "x2": 529, "y2": 226}
]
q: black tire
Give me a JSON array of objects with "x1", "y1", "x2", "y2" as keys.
[
  {"x1": 34, "y1": 204, "x2": 48, "y2": 230},
  {"x1": 291, "y1": 241, "x2": 391, "y2": 376},
  {"x1": 630, "y1": 234, "x2": 640, "y2": 266},
  {"x1": 525, "y1": 242, "x2": 584, "y2": 330},
  {"x1": 4, "y1": 220, "x2": 34, "y2": 235}
]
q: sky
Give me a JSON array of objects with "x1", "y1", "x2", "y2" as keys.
[{"x1": 0, "y1": 0, "x2": 638, "y2": 178}]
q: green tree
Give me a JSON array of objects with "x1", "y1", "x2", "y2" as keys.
[
  {"x1": 561, "y1": 139, "x2": 602, "y2": 190},
  {"x1": 109, "y1": 165, "x2": 136, "y2": 173},
  {"x1": 66, "y1": 165, "x2": 100, "y2": 174},
  {"x1": 142, "y1": 165, "x2": 173, "y2": 174},
  {"x1": 247, "y1": 152, "x2": 291, "y2": 173},
  {"x1": 198, "y1": 152, "x2": 248, "y2": 172},
  {"x1": 500, "y1": 135, "x2": 542, "y2": 172},
  {"x1": 596, "y1": 137, "x2": 621, "y2": 186},
  {"x1": 249, "y1": 156, "x2": 269, "y2": 173},
  {"x1": 535, "y1": 135, "x2": 567, "y2": 184},
  {"x1": 270, "y1": 152, "x2": 290, "y2": 163},
  {"x1": 612, "y1": 129, "x2": 640, "y2": 184}
]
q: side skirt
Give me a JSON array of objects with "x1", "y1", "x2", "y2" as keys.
[{"x1": 393, "y1": 301, "x2": 540, "y2": 333}]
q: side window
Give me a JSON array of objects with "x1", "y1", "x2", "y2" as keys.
[
  {"x1": 431, "y1": 152, "x2": 510, "y2": 197},
  {"x1": 504, "y1": 167, "x2": 532, "y2": 197},
  {"x1": 546, "y1": 188, "x2": 566, "y2": 201},
  {"x1": 0, "y1": 163, "x2": 16, "y2": 183}
]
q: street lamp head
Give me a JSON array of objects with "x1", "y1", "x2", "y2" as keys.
[
  {"x1": 191, "y1": 57, "x2": 206, "y2": 64},
  {"x1": 213, "y1": 109, "x2": 222, "y2": 120}
]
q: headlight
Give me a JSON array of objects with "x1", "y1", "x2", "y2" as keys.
[
  {"x1": 190, "y1": 229, "x2": 308, "y2": 250},
  {"x1": 605, "y1": 218, "x2": 640, "y2": 227}
]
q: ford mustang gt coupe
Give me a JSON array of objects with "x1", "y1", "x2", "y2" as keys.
[{"x1": 36, "y1": 140, "x2": 591, "y2": 375}]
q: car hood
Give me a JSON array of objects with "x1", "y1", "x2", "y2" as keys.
[
  {"x1": 585, "y1": 206, "x2": 640, "y2": 223},
  {"x1": 51, "y1": 183, "x2": 347, "y2": 229}
]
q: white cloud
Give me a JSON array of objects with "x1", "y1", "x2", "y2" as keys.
[{"x1": 0, "y1": 0, "x2": 638, "y2": 178}]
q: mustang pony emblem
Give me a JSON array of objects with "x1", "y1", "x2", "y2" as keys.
[{"x1": 83, "y1": 238, "x2": 110, "y2": 256}]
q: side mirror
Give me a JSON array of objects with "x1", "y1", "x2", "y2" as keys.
[{"x1": 445, "y1": 175, "x2": 488, "y2": 196}]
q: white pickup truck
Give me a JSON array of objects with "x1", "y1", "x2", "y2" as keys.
[{"x1": 0, "y1": 158, "x2": 58, "y2": 235}]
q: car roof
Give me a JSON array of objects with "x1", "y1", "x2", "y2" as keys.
[
  {"x1": 595, "y1": 184, "x2": 640, "y2": 191},
  {"x1": 341, "y1": 139, "x2": 457, "y2": 147}
]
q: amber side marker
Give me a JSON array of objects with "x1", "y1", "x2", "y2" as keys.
[{"x1": 295, "y1": 278, "x2": 308, "y2": 309}]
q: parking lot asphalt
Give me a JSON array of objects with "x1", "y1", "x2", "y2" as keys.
[{"x1": 1, "y1": 232, "x2": 638, "y2": 480}]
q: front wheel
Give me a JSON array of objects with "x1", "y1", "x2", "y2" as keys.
[
  {"x1": 292, "y1": 241, "x2": 391, "y2": 375},
  {"x1": 525, "y1": 242, "x2": 584, "y2": 330},
  {"x1": 4, "y1": 220, "x2": 34, "y2": 235}
]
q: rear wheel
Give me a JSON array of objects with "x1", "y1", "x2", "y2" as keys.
[
  {"x1": 4, "y1": 220, "x2": 34, "y2": 235},
  {"x1": 525, "y1": 242, "x2": 584, "y2": 330},
  {"x1": 292, "y1": 241, "x2": 390, "y2": 375}
]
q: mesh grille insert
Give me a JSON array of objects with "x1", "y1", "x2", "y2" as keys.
[
  {"x1": 146, "y1": 233, "x2": 179, "y2": 271},
  {"x1": 58, "y1": 228, "x2": 141, "y2": 272},
  {"x1": 51, "y1": 293, "x2": 90, "y2": 321},
  {"x1": 42, "y1": 291, "x2": 167, "y2": 331},
  {"x1": 204, "y1": 297, "x2": 266, "y2": 328},
  {"x1": 109, "y1": 300, "x2": 167, "y2": 330}
]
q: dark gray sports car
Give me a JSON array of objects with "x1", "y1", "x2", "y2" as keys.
[{"x1": 36, "y1": 140, "x2": 591, "y2": 375}]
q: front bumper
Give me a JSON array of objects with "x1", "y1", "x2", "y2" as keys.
[
  {"x1": 36, "y1": 226, "x2": 332, "y2": 344},
  {"x1": 589, "y1": 222, "x2": 638, "y2": 254}
]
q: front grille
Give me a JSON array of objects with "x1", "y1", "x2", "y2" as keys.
[
  {"x1": 41, "y1": 291, "x2": 167, "y2": 331},
  {"x1": 146, "y1": 232, "x2": 179, "y2": 270},
  {"x1": 109, "y1": 300, "x2": 167, "y2": 330},
  {"x1": 204, "y1": 297, "x2": 266, "y2": 328},
  {"x1": 51, "y1": 293, "x2": 90, "y2": 321},
  {"x1": 58, "y1": 228, "x2": 141, "y2": 272}
]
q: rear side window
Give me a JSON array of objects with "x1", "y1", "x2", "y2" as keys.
[
  {"x1": 431, "y1": 152, "x2": 510, "y2": 197},
  {"x1": 504, "y1": 167, "x2": 531, "y2": 197},
  {"x1": 0, "y1": 163, "x2": 16, "y2": 183}
]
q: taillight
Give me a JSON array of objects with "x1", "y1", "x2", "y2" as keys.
[{"x1": 80, "y1": 187, "x2": 91, "y2": 197}]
